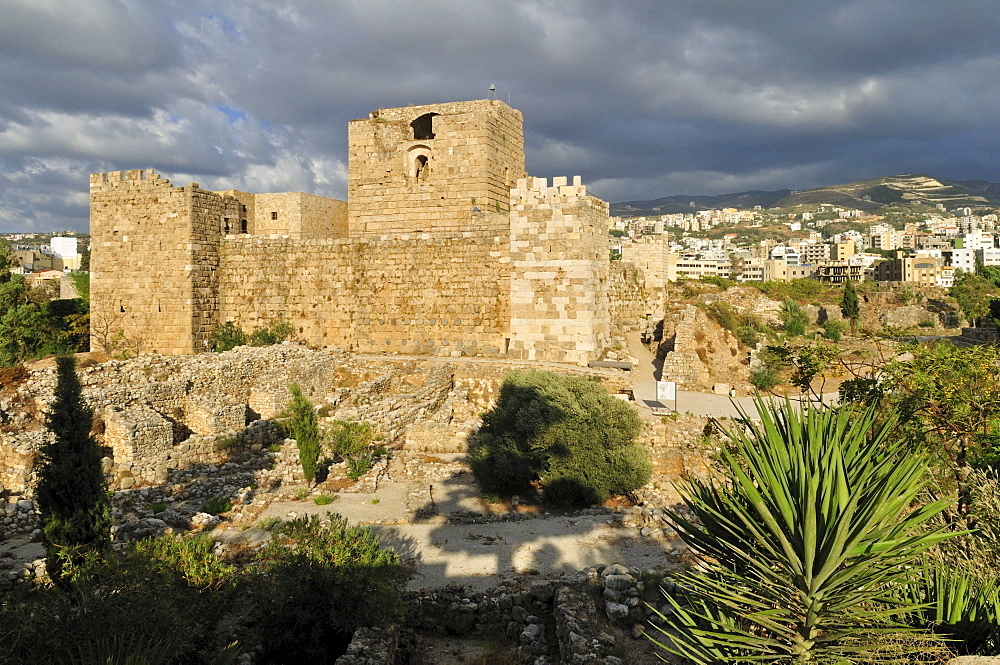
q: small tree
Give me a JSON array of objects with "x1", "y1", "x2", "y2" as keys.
[
  {"x1": 287, "y1": 383, "x2": 320, "y2": 484},
  {"x1": 779, "y1": 299, "x2": 807, "y2": 337},
  {"x1": 951, "y1": 270, "x2": 995, "y2": 328},
  {"x1": 35, "y1": 356, "x2": 112, "y2": 580},
  {"x1": 840, "y1": 279, "x2": 861, "y2": 335},
  {"x1": 470, "y1": 370, "x2": 648, "y2": 507}
]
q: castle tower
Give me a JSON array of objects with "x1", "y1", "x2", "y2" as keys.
[
  {"x1": 347, "y1": 100, "x2": 524, "y2": 235},
  {"x1": 89, "y1": 170, "x2": 236, "y2": 355},
  {"x1": 507, "y1": 177, "x2": 612, "y2": 365}
]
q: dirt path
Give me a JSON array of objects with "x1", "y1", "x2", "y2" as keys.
[{"x1": 250, "y1": 458, "x2": 679, "y2": 591}]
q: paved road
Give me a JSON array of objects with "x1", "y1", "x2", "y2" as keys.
[{"x1": 624, "y1": 332, "x2": 836, "y2": 419}]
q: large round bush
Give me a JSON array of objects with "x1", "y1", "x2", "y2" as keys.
[{"x1": 470, "y1": 370, "x2": 648, "y2": 507}]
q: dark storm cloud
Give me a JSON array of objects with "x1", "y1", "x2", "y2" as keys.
[{"x1": 1, "y1": 0, "x2": 999, "y2": 231}]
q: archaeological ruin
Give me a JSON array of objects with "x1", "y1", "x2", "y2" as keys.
[{"x1": 89, "y1": 99, "x2": 646, "y2": 364}]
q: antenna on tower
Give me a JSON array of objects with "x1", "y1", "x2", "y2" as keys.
[{"x1": 488, "y1": 84, "x2": 496, "y2": 100}]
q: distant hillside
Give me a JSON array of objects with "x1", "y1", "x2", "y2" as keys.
[
  {"x1": 613, "y1": 174, "x2": 1000, "y2": 217},
  {"x1": 611, "y1": 190, "x2": 791, "y2": 217}
]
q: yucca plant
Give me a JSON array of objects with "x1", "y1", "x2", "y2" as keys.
[
  {"x1": 648, "y1": 397, "x2": 957, "y2": 664},
  {"x1": 899, "y1": 561, "x2": 1000, "y2": 655}
]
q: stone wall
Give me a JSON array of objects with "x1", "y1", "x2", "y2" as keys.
[
  {"x1": 608, "y1": 262, "x2": 648, "y2": 337},
  {"x1": 216, "y1": 226, "x2": 512, "y2": 355},
  {"x1": 508, "y1": 176, "x2": 612, "y2": 365},
  {"x1": 91, "y1": 101, "x2": 622, "y2": 366},
  {"x1": 347, "y1": 100, "x2": 524, "y2": 235},
  {"x1": 90, "y1": 170, "x2": 234, "y2": 355}
]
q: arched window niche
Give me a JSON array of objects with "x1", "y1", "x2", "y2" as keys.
[{"x1": 407, "y1": 145, "x2": 432, "y2": 180}]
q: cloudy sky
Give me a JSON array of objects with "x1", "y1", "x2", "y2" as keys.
[{"x1": 2, "y1": 0, "x2": 1000, "y2": 232}]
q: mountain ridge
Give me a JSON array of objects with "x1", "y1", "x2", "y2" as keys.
[{"x1": 611, "y1": 174, "x2": 1000, "y2": 217}]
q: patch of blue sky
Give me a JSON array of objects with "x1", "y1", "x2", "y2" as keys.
[{"x1": 216, "y1": 105, "x2": 248, "y2": 123}]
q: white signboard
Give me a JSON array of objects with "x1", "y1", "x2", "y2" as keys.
[{"x1": 656, "y1": 380, "x2": 676, "y2": 403}]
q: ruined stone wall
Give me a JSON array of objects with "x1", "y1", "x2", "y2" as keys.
[
  {"x1": 347, "y1": 100, "x2": 524, "y2": 235},
  {"x1": 508, "y1": 177, "x2": 611, "y2": 365},
  {"x1": 216, "y1": 227, "x2": 512, "y2": 355},
  {"x1": 90, "y1": 170, "x2": 235, "y2": 355},
  {"x1": 608, "y1": 262, "x2": 648, "y2": 337}
]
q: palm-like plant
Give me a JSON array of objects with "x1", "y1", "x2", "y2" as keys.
[{"x1": 649, "y1": 397, "x2": 956, "y2": 664}]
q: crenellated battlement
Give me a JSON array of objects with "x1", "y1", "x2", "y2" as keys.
[
  {"x1": 90, "y1": 169, "x2": 175, "y2": 190},
  {"x1": 511, "y1": 176, "x2": 610, "y2": 216}
]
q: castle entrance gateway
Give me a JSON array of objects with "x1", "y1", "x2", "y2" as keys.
[{"x1": 90, "y1": 100, "x2": 640, "y2": 364}]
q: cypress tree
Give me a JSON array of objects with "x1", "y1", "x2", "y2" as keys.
[
  {"x1": 840, "y1": 279, "x2": 861, "y2": 335},
  {"x1": 288, "y1": 383, "x2": 320, "y2": 483},
  {"x1": 35, "y1": 356, "x2": 112, "y2": 580}
]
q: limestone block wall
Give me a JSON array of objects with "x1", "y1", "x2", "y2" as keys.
[
  {"x1": 183, "y1": 397, "x2": 246, "y2": 436},
  {"x1": 508, "y1": 177, "x2": 612, "y2": 365},
  {"x1": 251, "y1": 192, "x2": 348, "y2": 239},
  {"x1": 216, "y1": 227, "x2": 512, "y2": 355},
  {"x1": 347, "y1": 100, "x2": 524, "y2": 235},
  {"x1": 608, "y1": 262, "x2": 648, "y2": 337},
  {"x1": 102, "y1": 405, "x2": 173, "y2": 462},
  {"x1": 90, "y1": 170, "x2": 235, "y2": 355}
]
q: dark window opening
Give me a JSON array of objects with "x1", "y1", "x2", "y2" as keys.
[
  {"x1": 241, "y1": 204, "x2": 247, "y2": 213},
  {"x1": 410, "y1": 113, "x2": 438, "y2": 140},
  {"x1": 271, "y1": 211, "x2": 278, "y2": 220},
  {"x1": 223, "y1": 218, "x2": 230, "y2": 233},
  {"x1": 241, "y1": 219, "x2": 248, "y2": 233},
  {"x1": 414, "y1": 155, "x2": 428, "y2": 179}
]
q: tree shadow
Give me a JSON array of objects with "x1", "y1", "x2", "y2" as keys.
[{"x1": 393, "y1": 470, "x2": 670, "y2": 591}]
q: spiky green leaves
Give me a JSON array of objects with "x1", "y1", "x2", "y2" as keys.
[{"x1": 650, "y1": 397, "x2": 955, "y2": 664}]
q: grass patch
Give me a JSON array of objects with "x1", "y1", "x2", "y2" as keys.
[{"x1": 199, "y1": 496, "x2": 232, "y2": 515}]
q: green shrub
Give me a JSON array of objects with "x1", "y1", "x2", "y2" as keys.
[
  {"x1": 469, "y1": 370, "x2": 648, "y2": 507},
  {"x1": 346, "y1": 455, "x2": 373, "y2": 481},
  {"x1": 0, "y1": 536, "x2": 239, "y2": 664},
  {"x1": 200, "y1": 496, "x2": 232, "y2": 515},
  {"x1": 325, "y1": 420, "x2": 374, "y2": 460},
  {"x1": 288, "y1": 383, "x2": 320, "y2": 483},
  {"x1": 750, "y1": 361, "x2": 781, "y2": 391},
  {"x1": 208, "y1": 321, "x2": 247, "y2": 352},
  {"x1": 312, "y1": 494, "x2": 335, "y2": 506},
  {"x1": 149, "y1": 501, "x2": 168, "y2": 514},
  {"x1": 822, "y1": 318, "x2": 846, "y2": 342},
  {"x1": 249, "y1": 320, "x2": 294, "y2": 347},
  {"x1": 251, "y1": 513, "x2": 406, "y2": 663},
  {"x1": 780, "y1": 299, "x2": 808, "y2": 337}
]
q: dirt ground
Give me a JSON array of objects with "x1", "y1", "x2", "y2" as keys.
[{"x1": 249, "y1": 453, "x2": 683, "y2": 592}]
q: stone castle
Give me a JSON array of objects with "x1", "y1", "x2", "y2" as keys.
[{"x1": 90, "y1": 99, "x2": 644, "y2": 363}]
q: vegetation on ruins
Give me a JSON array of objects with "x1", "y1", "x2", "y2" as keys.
[
  {"x1": 208, "y1": 319, "x2": 295, "y2": 352},
  {"x1": 650, "y1": 398, "x2": 955, "y2": 664},
  {"x1": 778, "y1": 299, "x2": 808, "y2": 337},
  {"x1": 702, "y1": 301, "x2": 768, "y2": 349},
  {"x1": 840, "y1": 278, "x2": 860, "y2": 335},
  {"x1": 34, "y1": 356, "x2": 112, "y2": 581},
  {"x1": 951, "y1": 269, "x2": 995, "y2": 327},
  {"x1": 287, "y1": 383, "x2": 321, "y2": 483},
  {"x1": 251, "y1": 514, "x2": 406, "y2": 663},
  {"x1": 470, "y1": 370, "x2": 649, "y2": 507},
  {"x1": 0, "y1": 513, "x2": 405, "y2": 664}
]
